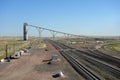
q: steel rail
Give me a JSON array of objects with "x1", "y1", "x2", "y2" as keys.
[
  {"x1": 49, "y1": 40, "x2": 120, "y2": 79},
  {"x1": 61, "y1": 51, "x2": 105, "y2": 80},
  {"x1": 70, "y1": 50, "x2": 120, "y2": 79},
  {"x1": 48, "y1": 40, "x2": 105, "y2": 80},
  {"x1": 88, "y1": 49, "x2": 120, "y2": 68}
]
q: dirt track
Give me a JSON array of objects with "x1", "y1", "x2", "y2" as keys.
[{"x1": 0, "y1": 42, "x2": 83, "y2": 80}]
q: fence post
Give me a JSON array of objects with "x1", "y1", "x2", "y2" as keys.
[
  {"x1": 6, "y1": 44, "x2": 8, "y2": 58},
  {"x1": 14, "y1": 43, "x2": 16, "y2": 53},
  {"x1": 6, "y1": 44, "x2": 11, "y2": 62}
]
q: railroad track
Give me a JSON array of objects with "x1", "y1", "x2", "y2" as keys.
[
  {"x1": 58, "y1": 42, "x2": 120, "y2": 68},
  {"x1": 56, "y1": 41, "x2": 120, "y2": 69},
  {"x1": 63, "y1": 46, "x2": 120, "y2": 78},
  {"x1": 61, "y1": 51, "x2": 105, "y2": 80},
  {"x1": 70, "y1": 50, "x2": 120, "y2": 79},
  {"x1": 48, "y1": 40, "x2": 105, "y2": 80},
  {"x1": 87, "y1": 49, "x2": 120, "y2": 68},
  {"x1": 62, "y1": 43, "x2": 120, "y2": 79},
  {"x1": 75, "y1": 49, "x2": 120, "y2": 69},
  {"x1": 48, "y1": 40, "x2": 120, "y2": 79}
]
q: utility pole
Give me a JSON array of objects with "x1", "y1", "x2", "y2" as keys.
[
  {"x1": 6, "y1": 44, "x2": 10, "y2": 62},
  {"x1": 6, "y1": 44, "x2": 8, "y2": 58}
]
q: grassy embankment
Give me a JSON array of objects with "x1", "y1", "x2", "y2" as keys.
[{"x1": 102, "y1": 43, "x2": 120, "y2": 54}]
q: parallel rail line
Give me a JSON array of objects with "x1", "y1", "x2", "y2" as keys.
[
  {"x1": 48, "y1": 40, "x2": 105, "y2": 80},
  {"x1": 48, "y1": 40, "x2": 120, "y2": 79},
  {"x1": 87, "y1": 49, "x2": 120, "y2": 68}
]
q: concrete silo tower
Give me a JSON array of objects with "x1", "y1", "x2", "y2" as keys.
[{"x1": 23, "y1": 23, "x2": 28, "y2": 41}]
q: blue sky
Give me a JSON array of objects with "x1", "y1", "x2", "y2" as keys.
[{"x1": 0, "y1": 0, "x2": 120, "y2": 37}]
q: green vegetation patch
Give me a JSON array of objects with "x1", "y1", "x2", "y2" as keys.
[
  {"x1": 102, "y1": 43, "x2": 120, "y2": 54},
  {"x1": 39, "y1": 43, "x2": 47, "y2": 49}
]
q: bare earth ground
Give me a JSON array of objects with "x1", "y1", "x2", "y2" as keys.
[{"x1": 0, "y1": 42, "x2": 84, "y2": 80}]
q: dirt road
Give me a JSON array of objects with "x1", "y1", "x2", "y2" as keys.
[{"x1": 0, "y1": 42, "x2": 83, "y2": 80}]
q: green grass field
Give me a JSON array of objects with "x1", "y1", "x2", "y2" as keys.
[{"x1": 103, "y1": 43, "x2": 120, "y2": 54}]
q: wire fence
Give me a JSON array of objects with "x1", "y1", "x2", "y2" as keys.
[{"x1": 0, "y1": 41, "x2": 31, "y2": 59}]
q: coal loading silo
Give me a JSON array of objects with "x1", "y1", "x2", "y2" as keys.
[{"x1": 23, "y1": 23, "x2": 28, "y2": 41}]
